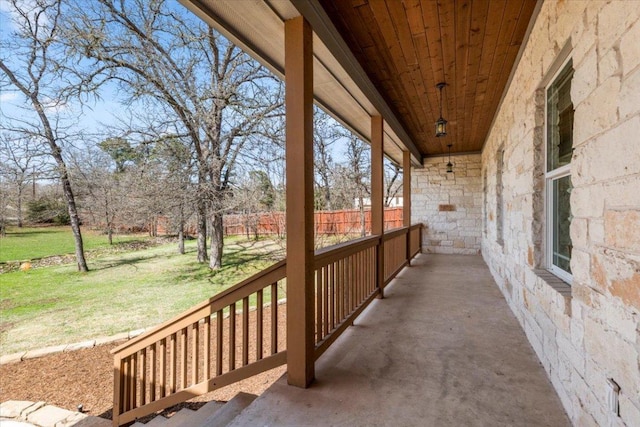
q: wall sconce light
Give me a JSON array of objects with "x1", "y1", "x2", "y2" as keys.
[
  {"x1": 435, "y1": 82, "x2": 447, "y2": 137},
  {"x1": 446, "y1": 143, "x2": 453, "y2": 173}
]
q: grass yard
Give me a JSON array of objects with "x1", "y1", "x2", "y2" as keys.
[
  {"x1": 0, "y1": 226, "x2": 148, "y2": 262},
  {"x1": 0, "y1": 232, "x2": 284, "y2": 355}
]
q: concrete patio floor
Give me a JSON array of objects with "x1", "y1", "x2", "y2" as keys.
[{"x1": 229, "y1": 254, "x2": 570, "y2": 427}]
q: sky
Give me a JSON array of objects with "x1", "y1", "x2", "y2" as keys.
[
  {"x1": 0, "y1": 0, "x2": 154, "y2": 140},
  {"x1": 0, "y1": 0, "x2": 384, "y2": 178}
]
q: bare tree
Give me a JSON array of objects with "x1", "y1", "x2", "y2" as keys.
[
  {"x1": 70, "y1": 145, "x2": 126, "y2": 245},
  {"x1": 384, "y1": 162, "x2": 403, "y2": 207},
  {"x1": 63, "y1": 0, "x2": 283, "y2": 269},
  {"x1": 0, "y1": 0, "x2": 88, "y2": 271},
  {"x1": 0, "y1": 134, "x2": 46, "y2": 227},
  {"x1": 313, "y1": 109, "x2": 345, "y2": 211}
]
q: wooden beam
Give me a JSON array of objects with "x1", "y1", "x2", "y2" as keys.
[
  {"x1": 403, "y1": 151, "x2": 411, "y2": 227},
  {"x1": 285, "y1": 16, "x2": 315, "y2": 388},
  {"x1": 371, "y1": 115, "x2": 384, "y2": 297},
  {"x1": 403, "y1": 150, "x2": 412, "y2": 264}
]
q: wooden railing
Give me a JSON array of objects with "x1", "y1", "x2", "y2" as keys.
[
  {"x1": 112, "y1": 224, "x2": 422, "y2": 426},
  {"x1": 409, "y1": 223, "x2": 421, "y2": 258},
  {"x1": 111, "y1": 261, "x2": 287, "y2": 426},
  {"x1": 313, "y1": 235, "x2": 379, "y2": 358},
  {"x1": 383, "y1": 228, "x2": 408, "y2": 284}
]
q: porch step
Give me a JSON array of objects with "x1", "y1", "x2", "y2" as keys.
[
  {"x1": 171, "y1": 401, "x2": 224, "y2": 427},
  {"x1": 198, "y1": 393, "x2": 257, "y2": 427},
  {"x1": 162, "y1": 408, "x2": 195, "y2": 427},
  {"x1": 142, "y1": 414, "x2": 169, "y2": 427},
  {"x1": 133, "y1": 393, "x2": 255, "y2": 427}
]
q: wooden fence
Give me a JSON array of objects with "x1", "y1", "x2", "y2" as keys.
[{"x1": 224, "y1": 208, "x2": 403, "y2": 237}]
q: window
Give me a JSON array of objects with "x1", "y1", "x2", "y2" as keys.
[{"x1": 545, "y1": 60, "x2": 574, "y2": 283}]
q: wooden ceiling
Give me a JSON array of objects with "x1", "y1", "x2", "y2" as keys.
[{"x1": 318, "y1": 0, "x2": 537, "y2": 157}]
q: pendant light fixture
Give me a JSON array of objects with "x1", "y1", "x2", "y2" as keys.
[
  {"x1": 446, "y1": 143, "x2": 453, "y2": 173},
  {"x1": 435, "y1": 82, "x2": 447, "y2": 137}
]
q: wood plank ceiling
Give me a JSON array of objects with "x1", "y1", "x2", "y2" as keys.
[{"x1": 318, "y1": 0, "x2": 537, "y2": 157}]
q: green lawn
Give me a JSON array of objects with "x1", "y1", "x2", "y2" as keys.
[
  {"x1": 0, "y1": 226, "x2": 147, "y2": 262},
  {"x1": 0, "y1": 233, "x2": 284, "y2": 355}
]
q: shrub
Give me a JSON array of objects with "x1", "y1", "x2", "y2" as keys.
[{"x1": 27, "y1": 196, "x2": 70, "y2": 225}]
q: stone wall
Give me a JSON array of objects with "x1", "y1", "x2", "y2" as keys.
[
  {"x1": 411, "y1": 154, "x2": 482, "y2": 254},
  {"x1": 481, "y1": 1, "x2": 640, "y2": 426}
]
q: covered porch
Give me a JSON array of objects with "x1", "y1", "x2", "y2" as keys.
[{"x1": 229, "y1": 254, "x2": 570, "y2": 426}]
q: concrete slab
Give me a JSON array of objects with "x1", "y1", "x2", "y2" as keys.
[
  {"x1": 0, "y1": 401, "x2": 38, "y2": 418},
  {"x1": 0, "y1": 352, "x2": 26, "y2": 365},
  {"x1": 22, "y1": 345, "x2": 67, "y2": 361},
  {"x1": 64, "y1": 340, "x2": 96, "y2": 352},
  {"x1": 0, "y1": 420, "x2": 36, "y2": 427},
  {"x1": 26, "y1": 405, "x2": 75, "y2": 427},
  {"x1": 229, "y1": 254, "x2": 571, "y2": 427}
]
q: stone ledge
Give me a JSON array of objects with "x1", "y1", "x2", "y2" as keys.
[
  {"x1": 0, "y1": 401, "x2": 110, "y2": 427},
  {"x1": 533, "y1": 269, "x2": 572, "y2": 315},
  {"x1": 1, "y1": 328, "x2": 150, "y2": 365}
]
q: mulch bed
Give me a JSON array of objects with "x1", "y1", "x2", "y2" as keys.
[{"x1": 0, "y1": 329, "x2": 286, "y2": 421}]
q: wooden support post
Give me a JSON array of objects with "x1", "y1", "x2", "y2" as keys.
[
  {"x1": 371, "y1": 115, "x2": 384, "y2": 298},
  {"x1": 285, "y1": 16, "x2": 315, "y2": 388},
  {"x1": 403, "y1": 151, "x2": 412, "y2": 263}
]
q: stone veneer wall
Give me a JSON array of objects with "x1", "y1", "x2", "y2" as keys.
[
  {"x1": 411, "y1": 154, "x2": 482, "y2": 254},
  {"x1": 481, "y1": 1, "x2": 640, "y2": 426}
]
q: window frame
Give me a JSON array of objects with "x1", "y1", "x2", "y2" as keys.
[{"x1": 544, "y1": 57, "x2": 574, "y2": 285}]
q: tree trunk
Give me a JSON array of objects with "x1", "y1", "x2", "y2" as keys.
[
  {"x1": 178, "y1": 229, "x2": 185, "y2": 254},
  {"x1": 62, "y1": 175, "x2": 88, "y2": 272},
  {"x1": 209, "y1": 211, "x2": 223, "y2": 269},
  {"x1": 105, "y1": 201, "x2": 113, "y2": 245},
  {"x1": 178, "y1": 212, "x2": 185, "y2": 254},
  {"x1": 196, "y1": 200, "x2": 208, "y2": 262},
  {"x1": 17, "y1": 186, "x2": 23, "y2": 228},
  {"x1": 359, "y1": 197, "x2": 366, "y2": 237}
]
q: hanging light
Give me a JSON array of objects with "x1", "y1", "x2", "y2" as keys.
[
  {"x1": 435, "y1": 82, "x2": 447, "y2": 137},
  {"x1": 446, "y1": 143, "x2": 453, "y2": 173}
]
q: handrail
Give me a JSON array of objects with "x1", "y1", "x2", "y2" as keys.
[
  {"x1": 113, "y1": 224, "x2": 423, "y2": 426},
  {"x1": 314, "y1": 234, "x2": 380, "y2": 268},
  {"x1": 112, "y1": 260, "x2": 288, "y2": 426},
  {"x1": 382, "y1": 226, "x2": 409, "y2": 240},
  {"x1": 112, "y1": 260, "x2": 286, "y2": 357}
]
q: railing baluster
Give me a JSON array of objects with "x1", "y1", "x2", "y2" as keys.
[
  {"x1": 191, "y1": 322, "x2": 199, "y2": 385},
  {"x1": 329, "y1": 262, "x2": 335, "y2": 330},
  {"x1": 204, "y1": 316, "x2": 211, "y2": 379},
  {"x1": 271, "y1": 283, "x2": 278, "y2": 354},
  {"x1": 149, "y1": 343, "x2": 156, "y2": 403},
  {"x1": 122, "y1": 358, "x2": 130, "y2": 412},
  {"x1": 180, "y1": 328, "x2": 187, "y2": 389},
  {"x1": 338, "y1": 258, "x2": 343, "y2": 322},
  {"x1": 216, "y1": 310, "x2": 223, "y2": 376},
  {"x1": 347, "y1": 255, "x2": 352, "y2": 314},
  {"x1": 170, "y1": 333, "x2": 176, "y2": 394},
  {"x1": 229, "y1": 303, "x2": 236, "y2": 371},
  {"x1": 323, "y1": 265, "x2": 329, "y2": 337},
  {"x1": 357, "y1": 250, "x2": 362, "y2": 305},
  {"x1": 159, "y1": 339, "x2": 166, "y2": 398},
  {"x1": 257, "y1": 289, "x2": 263, "y2": 360},
  {"x1": 242, "y1": 297, "x2": 249, "y2": 366},
  {"x1": 140, "y1": 348, "x2": 147, "y2": 406},
  {"x1": 130, "y1": 353, "x2": 137, "y2": 410},
  {"x1": 316, "y1": 268, "x2": 322, "y2": 343}
]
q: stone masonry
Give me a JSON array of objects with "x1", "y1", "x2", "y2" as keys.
[
  {"x1": 411, "y1": 154, "x2": 482, "y2": 255},
  {"x1": 479, "y1": 1, "x2": 640, "y2": 426}
]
